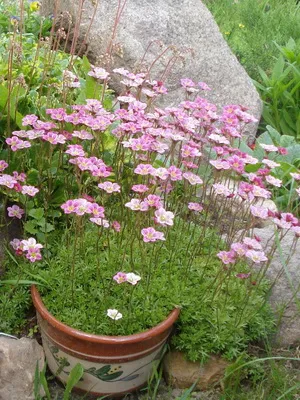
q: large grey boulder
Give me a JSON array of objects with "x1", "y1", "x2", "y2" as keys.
[
  {"x1": 41, "y1": 0, "x2": 261, "y2": 139},
  {"x1": 0, "y1": 337, "x2": 45, "y2": 400},
  {"x1": 251, "y1": 226, "x2": 300, "y2": 347}
]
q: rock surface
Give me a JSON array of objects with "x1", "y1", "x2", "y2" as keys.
[
  {"x1": 40, "y1": 0, "x2": 261, "y2": 139},
  {"x1": 163, "y1": 351, "x2": 229, "y2": 390},
  {"x1": 251, "y1": 226, "x2": 300, "y2": 347},
  {"x1": 0, "y1": 337, "x2": 45, "y2": 400}
]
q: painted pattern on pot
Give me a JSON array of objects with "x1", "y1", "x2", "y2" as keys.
[
  {"x1": 42, "y1": 331, "x2": 165, "y2": 394},
  {"x1": 31, "y1": 285, "x2": 180, "y2": 396}
]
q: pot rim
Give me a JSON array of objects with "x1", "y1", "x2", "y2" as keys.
[{"x1": 31, "y1": 285, "x2": 180, "y2": 344}]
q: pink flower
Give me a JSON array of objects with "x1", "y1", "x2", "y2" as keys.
[
  {"x1": 262, "y1": 159, "x2": 280, "y2": 168},
  {"x1": 188, "y1": 203, "x2": 203, "y2": 212},
  {"x1": 154, "y1": 208, "x2": 174, "y2": 226},
  {"x1": 22, "y1": 114, "x2": 38, "y2": 126},
  {"x1": 46, "y1": 108, "x2": 67, "y2": 121},
  {"x1": 0, "y1": 174, "x2": 17, "y2": 189},
  {"x1": 180, "y1": 78, "x2": 195, "y2": 88},
  {"x1": 0, "y1": 160, "x2": 9, "y2": 172},
  {"x1": 75, "y1": 199, "x2": 92, "y2": 215},
  {"x1": 245, "y1": 250, "x2": 268, "y2": 263},
  {"x1": 88, "y1": 66, "x2": 109, "y2": 80},
  {"x1": 112, "y1": 221, "x2": 121, "y2": 232},
  {"x1": 90, "y1": 218, "x2": 110, "y2": 228},
  {"x1": 265, "y1": 175, "x2": 282, "y2": 187},
  {"x1": 250, "y1": 205, "x2": 269, "y2": 220},
  {"x1": 125, "y1": 199, "x2": 149, "y2": 211},
  {"x1": 208, "y1": 134, "x2": 230, "y2": 145},
  {"x1": 131, "y1": 184, "x2": 149, "y2": 193},
  {"x1": 21, "y1": 185, "x2": 39, "y2": 197},
  {"x1": 144, "y1": 195, "x2": 163, "y2": 208},
  {"x1": 7, "y1": 205, "x2": 24, "y2": 219},
  {"x1": 227, "y1": 155, "x2": 245, "y2": 173},
  {"x1": 260, "y1": 143, "x2": 278, "y2": 152},
  {"x1": 42, "y1": 132, "x2": 66, "y2": 145},
  {"x1": 61, "y1": 199, "x2": 80, "y2": 214},
  {"x1": 134, "y1": 164, "x2": 155, "y2": 176},
  {"x1": 252, "y1": 185, "x2": 271, "y2": 199},
  {"x1": 10, "y1": 238, "x2": 23, "y2": 252},
  {"x1": 243, "y1": 237, "x2": 262, "y2": 250},
  {"x1": 72, "y1": 130, "x2": 94, "y2": 140},
  {"x1": 217, "y1": 250, "x2": 236, "y2": 264},
  {"x1": 6, "y1": 137, "x2": 31, "y2": 151},
  {"x1": 65, "y1": 145, "x2": 85, "y2": 157},
  {"x1": 278, "y1": 147, "x2": 288, "y2": 155},
  {"x1": 290, "y1": 172, "x2": 300, "y2": 181},
  {"x1": 183, "y1": 172, "x2": 203, "y2": 185},
  {"x1": 212, "y1": 183, "x2": 232, "y2": 197},
  {"x1": 98, "y1": 182, "x2": 121, "y2": 194},
  {"x1": 296, "y1": 188, "x2": 300, "y2": 197},
  {"x1": 181, "y1": 144, "x2": 202, "y2": 158},
  {"x1": 291, "y1": 226, "x2": 300, "y2": 237},
  {"x1": 236, "y1": 273, "x2": 251, "y2": 279},
  {"x1": 141, "y1": 227, "x2": 166, "y2": 242},
  {"x1": 26, "y1": 248, "x2": 42, "y2": 262},
  {"x1": 210, "y1": 160, "x2": 231, "y2": 170},
  {"x1": 168, "y1": 166, "x2": 183, "y2": 181},
  {"x1": 231, "y1": 242, "x2": 247, "y2": 257},
  {"x1": 13, "y1": 172, "x2": 26, "y2": 182},
  {"x1": 88, "y1": 203, "x2": 105, "y2": 218},
  {"x1": 113, "y1": 272, "x2": 127, "y2": 284},
  {"x1": 153, "y1": 167, "x2": 169, "y2": 181}
]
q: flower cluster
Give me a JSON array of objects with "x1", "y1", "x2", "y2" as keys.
[{"x1": 10, "y1": 238, "x2": 43, "y2": 262}]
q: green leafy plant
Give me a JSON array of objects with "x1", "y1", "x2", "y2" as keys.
[
  {"x1": 34, "y1": 361, "x2": 84, "y2": 400},
  {"x1": 254, "y1": 38, "x2": 300, "y2": 139}
]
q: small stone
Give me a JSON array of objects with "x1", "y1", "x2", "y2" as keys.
[
  {"x1": 163, "y1": 351, "x2": 229, "y2": 390},
  {"x1": 0, "y1": 337, "x2": 45, "y2": 400}
]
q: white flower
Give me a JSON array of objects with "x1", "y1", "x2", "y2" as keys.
[
  {"x1": 21, "y1": 238, "x2": 43, "y2": 251},
  {"x1": 126, "y1": 273, "x2": 141, "y2": 285},
  {"x1": 155, "y1": 208, "x2": 174, "y2": 226},
  {"x1": 262, "y1": 159, "x2": 280, "y2": 168},
  {"x1": 260, "y1": 143, "x2": 278, "y2": 152},
  {"x1": 107, "y1": 309, "x2": 123, "y2": 320},
  {"x1": 265, "y1": 175, "x2": 282, "y2": 187}
]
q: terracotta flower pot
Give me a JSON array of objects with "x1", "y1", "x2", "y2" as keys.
[{"x1": 31, "y1": 285, "x2": 180, "y2": 397}]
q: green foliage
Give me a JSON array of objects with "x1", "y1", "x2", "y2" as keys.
[
  {"x1": 254, "y1": 39, "x2": 300, "y2": 139},
  {"x1": 204, "y1": 0, "x2": 300, "y2": 82},
  {"x1": 15, "y1": 221, "x2": 274, "y2": 363},
  {"x1": 240, "y1": 125, "x2": 300, "y2": 213},
  {"x1": 221, "y1": 353, "x2": 300, "y2": 400},
  {"x1": 0, "y1": 277, "x2": 31, "y2": 334},
  {"x1": 0, "y1": 1, "x2": 52, "y2": 39}
]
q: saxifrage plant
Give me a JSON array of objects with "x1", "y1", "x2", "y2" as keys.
[{"x1": 1, "y1": 69, "x2": 300, "y2": 364}]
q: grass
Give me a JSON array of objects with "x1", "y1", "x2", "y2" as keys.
[{"x1": 203, "y1": 0, "x2": 300, "y2": 82}]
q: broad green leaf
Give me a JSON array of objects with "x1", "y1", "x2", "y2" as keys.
[
  {"x1": 0, "y1": 280, "x2": 46, "y2": 287},
  {"x1": 271, "y1": 56, "x2": 285, "y2": 81},
  {"x1": 29, "y1": 208, "x2": 44, "y2": 220},
  {"x1": 63, "y1": 363, "x2": 84, "y2": 400},
  {"x1": 24, "y1": 220, "x2": 38, "y2": 234},
  {"x1": 280, "y1": 135, "x2": 296, "y2": 147},
  {"x1": 82, "y1": 55, "x2": 91, "y2": 74},
  {"x1": 257, "y1": 131, "x2": 274, "y2": 145},
  {"x1": 266, "y1": 125, "x2": 281, "y2": 143}
]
